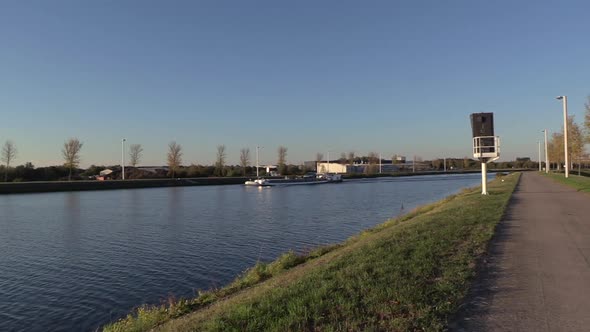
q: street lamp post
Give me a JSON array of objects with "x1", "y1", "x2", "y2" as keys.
[
  {"x1": 256, "y1": 146, "x2": 261, "y2": 178},
  {"x1": 556, "y1": 96, "x2": 569, "y2": 178},
  {"x1": 121, "y1": 138, "x2": 126, "y2": 180},
  {"x1": 543, "y1": 129, "x2": 549, "y2": 173},
  {"x1": 538, "y1": 141, "x2": 541, "y2": 172}
]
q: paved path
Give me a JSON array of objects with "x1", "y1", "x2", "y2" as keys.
[{"x1": 451, "y1": 172, "x2": 590, "y2": 332}]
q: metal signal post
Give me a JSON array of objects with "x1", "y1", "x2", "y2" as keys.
[{"x1": 470, "y1": 113, "x2": 500, "y2": 195}]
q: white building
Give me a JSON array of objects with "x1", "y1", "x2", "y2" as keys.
[
  {"x1": 316, "y1": 162, "x2": 347, "y2": 174},
  {"x1": 316, "y1": 162, "x2": 400, "y2": 174}
]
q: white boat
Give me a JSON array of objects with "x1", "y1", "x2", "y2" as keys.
[
  {"x1": 317, "y1": 173, "x2": 342, "y2": 182},
  {"x1": 244, "y1": 173, "x2": 342, "y2": 187},
  {"x1": 244, "y1": 179, "x2": 271, "y2": 186}
]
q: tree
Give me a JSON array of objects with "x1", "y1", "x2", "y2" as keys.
[
  {"x1": 340, "y1": 152, "x2": 347, "y2": 164},
  {"x1": 548, "y1": 132, "x2": 564, "y2": 170},
  {"x1": 347, "y1": 151, "x2": 355, "y2": 165},
  {"x1": 1, "y1": 140, "x2": 17, "y2": 182},
  {"x1": 431, "y1": 158, "x2": 443, "y2": 170},
  {"x1": 215, "y1": 145, "x2": 226, "y2": 176},
  {"x1": 129, "y1": 144, "x2": 143, "y2": 167},
  {"x1": 463, "y1": 157, "x2": 472, "y2": 169},
  {"x1": 167, "y1": 141, "x2": 182, "y2": 178},
  {"x1": 567, "y1": 115, "x2": 585, "y2": 172},
  {"x1": 315, "y1": 153, "x2": 323, "y2": 162},
  {"x1": 366, "y1": 152, "x2": 379, "y2": 174},
  {"x1": 277, "y1": 146, "x2": 287, "y2": 175},
  {"x1": 62, "y1": 138, "x2": 83, "y2": 181},
  {"x1": 584, "y1": 96, "x2": 590, "y2": 143},
  {"x1": 548, "y1": 116, "x2": 585, "y2": 172},
  {"x1": 315, "y1": 152, "x2": 323, "y2": 172},
  {"x1": 239, "y1": 148, "x2": 250, "y2": 176}
]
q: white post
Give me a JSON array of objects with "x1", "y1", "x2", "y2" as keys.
[
  {"x1": 444, "y1": 157, "x2": 447, "y2": 172},
  {"x1": 413, "y1": 155, "x2": 416, "y2": 173},
  {"x1": 327, "y1": 151, "x2": 330, "y2": 173},
  {"x1": 558, "y1": 96, "x2": 569, "y2": 178},
  {"x1": 379, "y1": 153, "x2": 382, "y2": 174},
  {"x1": 121, "y1": 138, "x2": 126, "y2": 180},
  {"x1": 564, "y1": 96, "x2": 569, "y2": 178},
  {"x1": 544, "y1": 129, "x2": 549, "y2": 173},
  {"x1": 256, "y1": 146, "x2": 259, "y2": 178},
  {"x1": 481, "y1": 161, "x2": 488, "y2": 195},
  {"x1": 538, "y1": 141, "x2": 541, "y2": 172}
]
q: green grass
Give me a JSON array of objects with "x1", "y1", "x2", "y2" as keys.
[
  {"x1": 103, "y1": 173, "x2": 520, "y2": 332},
  {"x1": 543, "y1": 172, "x2": 590, "y2": 193}
]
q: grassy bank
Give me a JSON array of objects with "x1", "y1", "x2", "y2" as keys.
[
  {"x1": 543, "y1": 172, "x2": 590, "y2": 193},
  {"x1": 104, "y1": 173, "x2": 520, "y2": 332}
]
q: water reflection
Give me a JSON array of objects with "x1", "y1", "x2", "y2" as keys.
[
  {"x1": 64, "y1": 192, "x2": 81, "y2": 249},
  {"x1": 167, "y1": 187, "x2": 184, "y2": 224}
]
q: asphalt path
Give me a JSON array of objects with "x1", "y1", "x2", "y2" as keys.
[{"x1": 451, "y1": 172, "x2": 590, "y2": 332}]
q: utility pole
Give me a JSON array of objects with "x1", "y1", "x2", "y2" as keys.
[
  {"x1": 443, "y1": 157, "x2": 447, "y2": 172},
  {"x1": 557, "y1": 96, "x2": 569, "y2": 178},
  {"x1": 379, "y1": 153, "x2": 382, "y2": 174},
  {"x1": 121, "y1": 138, "x2": 126, "y2": 180},
  {"x1": 256, "y1": 146, "x2": 260, "y2": 178}
]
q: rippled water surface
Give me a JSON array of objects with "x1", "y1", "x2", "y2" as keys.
[{"x1": 0, "y1": 174, "x2": 487, "y2": 331}]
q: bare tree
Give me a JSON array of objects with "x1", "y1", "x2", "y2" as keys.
[
  {"x1": 1, "y1": 140, "x2": 17, "y2": 182},
  {"x1": 215, "y1": 145, "x2": 226, "y2": 176},
  {"x1": 315, "y1": 152, "x2": 323, "y2": 162},
  {"x1": 62, "y1": 138, "x2": 83, "y2": 181},
  {"x1": 340, "y1": 152, "x2": 347, "y2": 164},
  {"x1": 366, "y1": 151, "x2": 379, "y2": 174},
  {"x1": 315, "y1": 152, "x2": 323, "y2": 172},
  {"x1": 129, "y1": 144, "x2": 143, "y2": 167},
  {"x1": 585, "y1": 96, "x2": 590, "y2": 144},
  {"x1": 240, "y1": 148, "x2": 250, "y2": 176},
  {"x1": 348, "y1": 151, "x2": 355, "y2": 165},
  {"x1": 277, "y1": 146, "x2": 288, "y2": 175},
  {"x1": 167, "y1": 141, "x2": 182, "y2": 178}
]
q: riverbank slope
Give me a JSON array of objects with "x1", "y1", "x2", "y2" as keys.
[{"x1": 104, "y1": 172, "x2": 519, "y2": 331}]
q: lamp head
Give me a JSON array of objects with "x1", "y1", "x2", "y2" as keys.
[{"x1": 556, "y1": 96, "x2": 564, "y2": 100}]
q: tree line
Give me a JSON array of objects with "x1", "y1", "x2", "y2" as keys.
[
  {"x1": 0, "y1": 139, "x2": 294, "y2": 181},
  {"x1": 3, "y1": 98, "x2": 590, "y2": 182}
]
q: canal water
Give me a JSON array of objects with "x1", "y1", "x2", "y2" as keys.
[{"x1": 0, "y1": 174, "x2": 487, "y2": 331}]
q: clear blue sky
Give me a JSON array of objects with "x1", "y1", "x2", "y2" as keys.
[{"x1": 1, "y1": 0, "x2": 589, "y2": 167}]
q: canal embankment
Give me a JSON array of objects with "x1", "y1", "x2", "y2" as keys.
[
  {"x1": 0, "y1": 177, "x2": 246, "y2": 194},
  {"x1": 103, "y1": 172, "x2": 520, "y2": 332}
]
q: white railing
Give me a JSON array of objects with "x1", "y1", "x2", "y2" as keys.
[{"x1": 473, "y1": 136, "x2": 500, "y2": 159}]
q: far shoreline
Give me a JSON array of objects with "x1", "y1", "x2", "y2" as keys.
[{"x1": 0, "y1": 169, "x2": 525, "y2": 195}]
